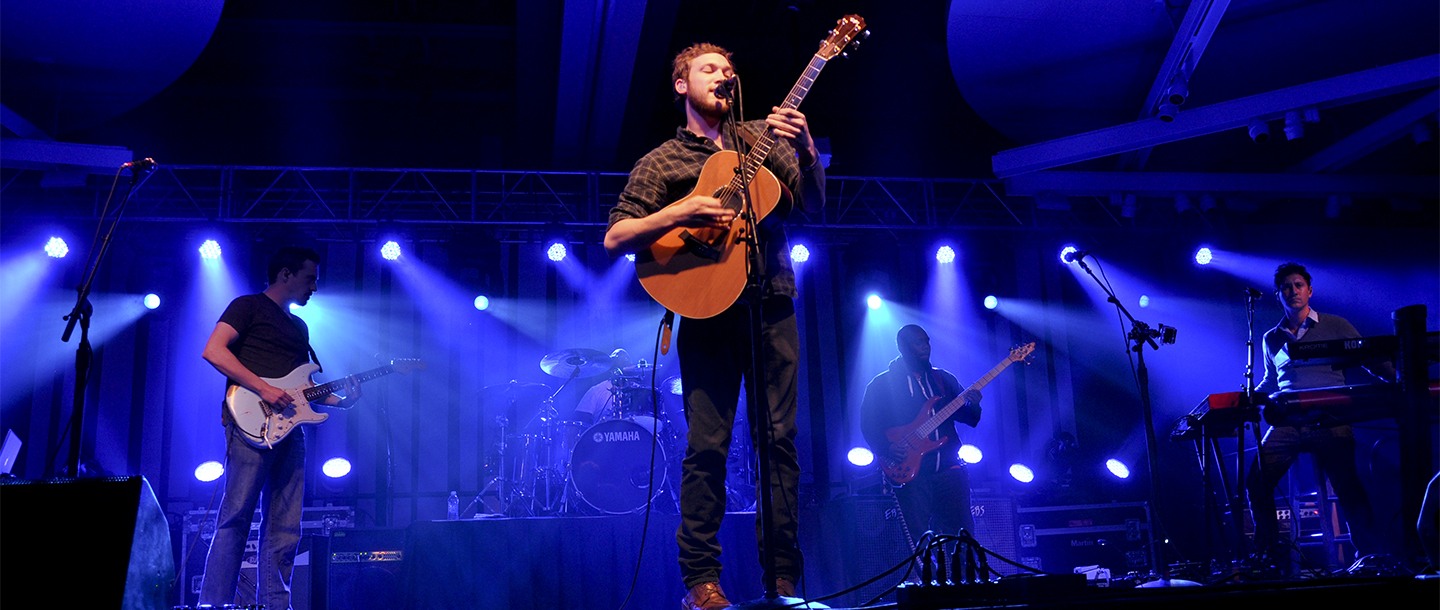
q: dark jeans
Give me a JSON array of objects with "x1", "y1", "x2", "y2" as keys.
[
  {"x1": 676, "y1": 297, "x2": 801, "y2": 589},
  {"x1": 200, "y1": 424, "x2": 306, "y2": 609},
  {"x1": 1246, "y1": 424, "x2": 1379, "y2": 555},
  {"x1": 895, "y1": 464, "x2": 974, "y2": 545}
]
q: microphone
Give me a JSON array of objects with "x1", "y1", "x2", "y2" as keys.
[
  {"x1": 1062, "y1": 249, "x2": 1089, "y2": 264},
  {"x1": 714, "y1": 76, "x2": 739, "y2": 100},
  {"x1": 122, "y1": 158, "x2": 157, "y2": 172},
  {"x1": 1245, "y1": 287, "x2": 1264, "y2": 299}
]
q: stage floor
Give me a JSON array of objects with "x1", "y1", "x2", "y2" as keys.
[{"x1": 395, "y1": 512, "x2": 1438, "y2": 610}]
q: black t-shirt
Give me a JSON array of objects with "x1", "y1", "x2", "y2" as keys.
[{"x1": 217, "y1": 293, "x2": 313, "y2": 421}]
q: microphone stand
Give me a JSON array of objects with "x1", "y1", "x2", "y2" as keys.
[
  {"x1": 1070, "y1": 256, "x2": 1191, "y2": 586},
  {"x1": 721, "y1": 86, "x2": 785, "y2": 607},
  {"x1": 59, "y1": 161, "x2": 153, "y2": 477}
]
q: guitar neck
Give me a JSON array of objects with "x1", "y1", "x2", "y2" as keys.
[
  {"x1": 915, "y1": 357, "x2": 1018, "y2": 439},
  {"x1": 731, "y1": 53, "x2": 828, "y2": 194},
  {"x1": 302, "y1": 364, "x2": 394, "y2": 402}
]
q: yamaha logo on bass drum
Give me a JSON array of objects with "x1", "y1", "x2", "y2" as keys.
[{"x1": 593, "y1": 429, "x2": 644, "y2": 443}]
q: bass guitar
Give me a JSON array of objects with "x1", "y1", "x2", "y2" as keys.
[
  {"x1": 880, "y1": 343, "x2": 1035, "y2": 486},
  {"x1": 635, "y1": 15, "x2": 867, "y2": 319},
  {"x1": 226, "y1": 359, "x2": 426, "y2": 449}
]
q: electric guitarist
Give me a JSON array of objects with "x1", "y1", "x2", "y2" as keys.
[
  {"x1": 198, "y1": 245, "x2": 360, "y2": 610},
  {"x1": 861, "y1": 324, "x2": 983, "y2": 544}
]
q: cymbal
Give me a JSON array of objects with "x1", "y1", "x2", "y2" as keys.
[
  {"x1": 662, "y1": 375, "x2": 684, "y2": 396},
  {"x1": 539, "y1": 348, "x2": 612, "y2": 378},
  {"x1": 479, "y1": 380, "x2": 551, "y2": 403}
]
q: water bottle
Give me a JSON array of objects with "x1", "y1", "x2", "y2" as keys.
[{"x1": 447, "y1": 491, "x2": 459, "y2": 520}]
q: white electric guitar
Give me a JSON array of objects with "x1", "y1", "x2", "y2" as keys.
[{"x1": 226, "y1": 359, "x2": 426, "y2": 448}]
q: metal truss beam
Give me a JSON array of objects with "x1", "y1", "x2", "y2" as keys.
[
  {"x1": 993, "y1": 55, "x2": 1440, "y2": 178},
  {"x1": 1005, "y1": 171, "x2": 1439, "y2": 197},
  {"x1": 1288, "y1": 89, "x2": 1440, "y2": 174}
]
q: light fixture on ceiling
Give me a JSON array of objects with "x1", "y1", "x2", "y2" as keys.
[
  {"x1": 1157, "y1": 101, "x2": 1179, "y2": 123},
  {"x1": 1248, "y1": 119, "x2": 1270, "y2": 144},
  {"x1": 1120, "y1": 193, "x2": 1137, "y2": 219},
  {"x1": 1165, "y1": 73, "x2": 1189, "y2": 106},
  {"x1": 1284, "y1": 110, "x2": 1304, "y2": 140}
]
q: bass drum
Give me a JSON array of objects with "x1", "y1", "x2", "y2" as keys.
[{"x1": 569, "y1": 418, "x2": 667, "y2": 514}]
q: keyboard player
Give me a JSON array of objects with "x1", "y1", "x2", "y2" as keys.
[{"x1": 1247, "y1": 262, "x2": 1394, "y2": 565}]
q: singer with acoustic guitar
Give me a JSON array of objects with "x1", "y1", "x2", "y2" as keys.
[
  {"x1": 861, "y1": 324, "x2": 984, "y2": 548},
  {"x1": 603, "y1": 41, "x2": 826, "y2": 609},
  {"x1": 198, "y1": 245, "x2": 360, "y2": 609}
]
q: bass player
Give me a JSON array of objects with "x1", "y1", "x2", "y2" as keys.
[{"x1": 861, "y1": 324, "x2": 983, "y2": 546}]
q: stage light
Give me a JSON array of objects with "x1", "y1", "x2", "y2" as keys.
[
  {"x1": 195, "y1": 460, "x2": 224, "y2": 482},
  {"x1": 1120, "y1": 194, "x2": 1137, "y2": 218},
  {"x1": 1139, "y1": 295, "x2": 1150, "y2": 308},
  {"x1": 625, "y1": 253, "x2": 636, "y2": 262},
  {"x1": 322, "y1": 457, "x2": 352, "y2": 478},
  {"x1": 1248, "y1": 119, "x2": 1270, "y2": 144},
  {"x1": 199, "y1": 240, "x2": 222, "y2": 260},
  {"x1": 546, "y1": 242, "x2": 567, "y2": 262},
  {"x1": 935, "y1": 246, "x2": 955, "y2": 264},
  {"x1": 290, "y1": 303, "x2": 301, "y2": 310},
  {"x1": 1157, "y1": 101, "x2": 1178, "y2": 122},
  {"x1": 1009, "y1": 463, "x2": 1035, "y2": 483},
  {"x1": 44, "y1": 237, "x2": 69, "y2": 258},
  {"x1": 866, "y1": 294, "x2": 883, "y2": 310},
  {"x1": 1059, "y1": 246, "x2": 1078, "y2": 264},
  {"x1": 790, "y1": 244, "x2": 810, "y2": 263},
  {"x1": 474, "y1": 295, "x2": 490, "y2": 311},
  {"x1": 1165, "y1": 73, "x2": 1189, "y2": 106},
  {"x1": 144, "y1": 294, "x2": 160, "y2": 310},
  {"x1": 959, "y1": 444, "x2": 983, "y2": 464},
  {"x1": 1284, "y1": 110, "x2": 1304, "y2": 140},
  {"x1": 1105, "y1": 458, "x2": 1131, "y2": 479},
  {"x1": 1194, "y1": 247, "x2": 1213, "y2": 265},
  {"x1": 983, "y1": 295, "x2": 998, "y2": 310},
  {"x1": 380, "y1": 241, "x2": 402, "y2": 261},
  {"x1": 847, "y1": 447, "x2": 874, "y2": 467}
]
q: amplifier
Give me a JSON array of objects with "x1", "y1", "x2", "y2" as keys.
[
  {"x1": 178, "y1": 505, "x2": 354, "y2": 608},
  {"x1": 321, "y1": 528, "x2": 407, "y2": 610}
]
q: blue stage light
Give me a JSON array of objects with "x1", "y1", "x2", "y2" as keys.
[
  {"x1": 547, "y1": 242, "x2": 567, "y2": 262},
  {"x1": 381, "y1": 241, "x2": 402, "y2": 261},
  {"x1": 983, "y1": 295, "x2": 998, "y2": 310},
  {"x1": 44, "y1": 237, "x2": 69, "y2": 258},
  {"x1": 790, "y1": 244, "x2": 810, "y2": 263},
  {"x1": 1194, "y1": 247, "x2": 1213, "y2": 265},
  {"x1": 199, "y1": 240, "x2": 222, "y2": 260},
  {"x1": 1139, "y1": 295, "x2": 1150, "y2": 308},
  {"x1": 1106, "y1": 458, "x2": 1131, "y2": 479},
  {"x1": 959, "y1": 444, "x2": 983, "y2": 464},
  {"x1": 322, "y1": 457, "x2": 352, "y2": 478},
  {"x1": 866, "y1": 294, "x2": 883, "y2": 310},
  {"x1": 144, "y1": 294, "x2": 160, "y2": 310},
  {"x1": 935, "y1": 245, "x2": 955, "y2": 264},
  {"x1": 1009, "y1": 463, "x2": 1035, "y2": 483},
  {"x1": 1059, "y1": 246, "x2": 1078, "y2": 264},
  {"x1": 847, "y1": 447, "x2": 874, "y2": 467},
  {"x1": 625, "y1": 253, "x2": 636, "y2": 262},
  {"x1": 195, "y1": 460, "x2": 225, "y2": 482},
  {"x1": 474, "y1": 295, "x2": 490, "y2": 311}
]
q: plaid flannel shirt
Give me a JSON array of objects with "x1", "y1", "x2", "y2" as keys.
[{"x1": 608, "y1": 121, "x2": 824, "y2": 300}]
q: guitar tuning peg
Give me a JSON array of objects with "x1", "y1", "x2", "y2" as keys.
[
  {"x1": 863, "y1": 30, "x2": 871, "y2": 40},
  {"x1": 841, "y1": 52, "x2": 848, "y2": 59}
]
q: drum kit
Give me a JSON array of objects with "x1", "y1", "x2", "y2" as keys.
[{"x1": 478, "y1": 348, "x2": 686, "y2": 516}]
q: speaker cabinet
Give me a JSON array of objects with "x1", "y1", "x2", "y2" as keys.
[
  {"x1": 321, "y1": 528, "x2": 407, "y2": 610},
  {"x1": 1, "y1": 477, "x2": 174, "y2": 610}
]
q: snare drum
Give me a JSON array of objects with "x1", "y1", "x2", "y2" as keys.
[{"x1": 568, "y1": 418, "x2": 667, "y2": 514}]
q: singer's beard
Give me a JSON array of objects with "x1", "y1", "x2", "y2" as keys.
[{"x1": 687, "y1": 88, "x2": 729, "y2": 119}]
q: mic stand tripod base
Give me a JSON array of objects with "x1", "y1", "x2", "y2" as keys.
[{"x1": 731, "y1": 596, "x2": 828, "y2": 610}]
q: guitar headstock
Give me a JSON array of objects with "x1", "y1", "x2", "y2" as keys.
[
  {"x1": 1008, "y1": 342, "x2": 1037, "y2": 364},
  {"x1": 817, "y1": 15, "x2": 868, "y2": 61},
  {"x1": 391, "y1": 358, "x2": 428, "y2": 374}
]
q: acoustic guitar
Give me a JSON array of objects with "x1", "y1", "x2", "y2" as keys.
[{"x1": 634, "y1": 15, "x2": 867, "y2": 319}]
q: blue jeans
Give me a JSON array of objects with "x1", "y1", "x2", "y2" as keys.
[{"x1": 200, "y1": 424, "x2": 306, "y2": 609}]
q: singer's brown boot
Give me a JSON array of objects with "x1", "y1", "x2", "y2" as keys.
[{"x1": 681, "y1": 581, "x2": 731, "y2": 610}]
